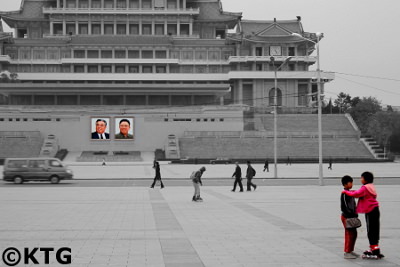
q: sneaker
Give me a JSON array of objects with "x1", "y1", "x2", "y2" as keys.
[
  {"x1": 350, "y1": 252, "x2": 360, "y2": 257},
  {"x1": 196, "y1": 197, "x2": 203, "y2": 202},
  {"x1": 254, "y1": 185, "x2": 257, "y2": 191},
  {"x1": 344, "y1": 252, "x2": 357, "y2": 259},
  {"x1": 231, "y1": 189, "x2": 235, "y2": 192}
]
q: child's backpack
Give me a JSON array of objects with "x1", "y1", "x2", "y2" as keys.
[{"x1": 252, "y1": 168, "x2": 256, "y2": 177}]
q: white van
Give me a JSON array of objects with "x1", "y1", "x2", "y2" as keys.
[{"x1": 3, "y1": 158, "x2": 73, "y2": 184}]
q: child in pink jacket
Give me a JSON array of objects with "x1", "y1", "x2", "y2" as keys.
[{"x1": 342, "y1": 171, "x2": 384, "y2": 259}]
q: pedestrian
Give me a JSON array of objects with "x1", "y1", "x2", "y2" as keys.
[
  {"x1": 286, "y1": 156, "x2": 291, "y2": 166},
  {"x1": 102, "y1": 158, "x2": 106, "y2": 166},
  {"x1": 342, "y1": 172, "x2": 384, "y2": 259},
  {"x1": 191, "y1": 166, "x2": 206, "y2": 202},
  {"x1": 246, "y1": 161, "x2": 257, "y2": 191},
  {"x1": 231, "y1": 162, "x2": 244, "y2": 192},
  {"x1": 263, "y1": 159, "x2": 269, "y2": 172},
  {"x1": 150, "y1": 161, "x2": 164, "y2": 189},
  {"x1": 340, "y1": 175, "x2": 359, "y2": 259},
  {"x1": 328, "y1": 158, "x2": 333, "y2": 170}
]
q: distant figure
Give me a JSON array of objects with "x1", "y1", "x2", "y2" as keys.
[
  {"x1": 286, "y1": 156, "x2": 292, "y2": 166},
  {"x1": 328, "y1": 158, "x2": 333, "y2": 170},
  {"x1": 191, "y1": 166, "x2": 206, "y2": 202},
  {"x1": 102, "y1": 158, "x2": 106, "y2": 166},
  {"x1": 150, "y1": 161, "x2": 164, "y2": 189},
  {"x1": 263, "y1": 159, "x2": 269, "y2": 172},
  {"x1": 246, "y1": 161, "x2": 257, "y2": 191},
  {"x1": 231, "y1": 162, "x2": 244, "y2": 192}
]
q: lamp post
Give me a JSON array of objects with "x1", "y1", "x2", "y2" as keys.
[
  {"x1": 271, "y1": 56, "x2": 292, "y2": 179},
  {"x1": 292, "y1": 32, "x2": 324, "y2": 185}
]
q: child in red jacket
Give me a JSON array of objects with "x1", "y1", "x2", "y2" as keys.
[{"x1": 342, "y1": 171, "x2": 384, "y2": 259}]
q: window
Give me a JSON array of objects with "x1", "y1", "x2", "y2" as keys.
[
  {"x1": 142, "y1": 0, "x2": 152, "y2": 8},
  {"x1": 104, "y1": 24, "x2": 114, "y2": 35},
  {"x1": 117, "y1": 0, "x2": 127, "y2": 8},
  {"x1": 92, "y1": 24, "x2": 101, "y2": 34},
  {"x1": 74, "y1": 65, "x2": 84, "y2": 73},
  {"x1": 155, "y1": 24, "x2": 164, "y2": 35},
  {"x1": 155, "y1": 50, "x2": 167, "y2": 59},
  {"x1": 101, "y1": 50, "x2": 112, "y2": 58},
  {"x1": 141, "y1": 50, "x2": 153, "y2": 59},
  {"x1": 167, "y1": 24, "x2": 177, "y2": 35},
  {"x1": 66, "y1": 23, "x2": 75, "y2": 35},
  {"x1": 142, "y1": 66, "x2": 152, "y2": 73},
  {"x1": 79, "y1": 24, "x2": 89, "y2": 34},
  {"x1": 129, "y1": 24, "x2": 139, "y2": 35},
  {"x1": 142, "y1": 24, "x2": 152, "y2": 35},
  {"x1": 101, "y1": 65, "x2": 112, "y2": 73},
  {"x1": 115, "y1": 50, "x2": 126, "y2": 58},
  {"x1": 156, "y1": 66, "x2": 166, "y2": 73},
  {"x1": 91, "y1": 0, "x2": 101, "y2": 8},
  {"x1": 88, "y1": 50, "x2": 99, "y2": 58},
  {"x1": 289, "y1": 47, "x2": 295, "y2": 56},
  {"x1": 256, "y1": 47, "x2": 263, "y2": 56},
  {"x1": 180, "y1": 24, "x2": 189, "y2": 35},
  {"x1": 215, "y1": 29, "x2": 226, "y2": 39},
  {"x1": 50, "y1": 160, "x2": 62, "y2": 167},
  {"x1": 115, "y1": 65, "x2": 125, "y2": 73},
  {"x1": 74, "y1": 50, "x2": 85, "y2": 58},
  {"x1": 104, "y1": 0, "x2": 114, "y2": 8},
  {"x1": 128, "y1": 50, "x2": 139, "y2": 58},
  {"x1": 33, "y1": 49, "x2": 45, "y2": 60},
  {"x1": 88, "y1": 65, "x2": 98, "y2": 73},
  {"x1": 128, "y1": 65, "x2": 139, "y2": 73},
  {"x1": 28, "y1": 160, "x2": 45, "y2": 168},
  {"x1": 117, "y1": 24, "x2": 126, "y2": 35}
]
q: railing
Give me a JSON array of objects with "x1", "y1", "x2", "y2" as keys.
[
  {"x1": 228, "y1": 55, "x2": 317, "y2": 63},
  {"x1": 0, "y1": 55, "x2": 11, "y2": 62},
  {"x1": 43, "y1": 7, "x2": 200, "y2": 14}
]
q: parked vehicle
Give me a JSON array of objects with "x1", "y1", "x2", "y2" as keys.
[
  {"x1": 210, "y1": 157, "x2": 231, "y2": 164},
  {"x1": 3, "y1": 158, "x2": 73, "y2": 184}
]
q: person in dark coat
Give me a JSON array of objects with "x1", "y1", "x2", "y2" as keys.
[
  {"x1": 231, "y1": 162, "x2": 244, "y2": 192},
  {"x1": 246, "y1": 161, "x2": 257, "y2": 191},
  {"x1": 263, "y1": 159, "x2": 269, "y2": 172},
  {"x1": 150, "y1": 161, "x2": 164, "y2": 189}
]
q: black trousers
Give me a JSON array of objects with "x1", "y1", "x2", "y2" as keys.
[
  {"x1": 247, "y1": 178, "x2": 256, "y2": 191},
  {"x1": 150, "y1": 178, "x2": 164, "y2": 188},
  {"x1": 365, "y1": 207, "x2": 380, "y2": 246},
  {"x1": 232, "y1": 178, "x2": 243, "y2": 191}
]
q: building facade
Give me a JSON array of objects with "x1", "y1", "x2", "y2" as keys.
[{"x1": 0, "y1": 0, "x2": 335, "y2": 154}]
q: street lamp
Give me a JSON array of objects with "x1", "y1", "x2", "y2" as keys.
[
  {"x1": 270, "y1": 56, "x2": 292, "y2": 179},
  {"x1": 292, "y1": 32, "x2": 324, "y2": 185}
]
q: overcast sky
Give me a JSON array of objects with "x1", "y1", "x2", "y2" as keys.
[{"x1": 1, "y1": 0, "x2": 400, "y2": 106}]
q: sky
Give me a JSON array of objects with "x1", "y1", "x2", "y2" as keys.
[{"x1": 1, "y1": 0, "x2": 400, "y2": 106}]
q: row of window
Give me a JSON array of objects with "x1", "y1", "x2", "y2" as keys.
[
  {"x1": 56, "y1": 0, "x2": 185, "y2": 9},
  {"x1": 53, "y1": 22, "x2": 191, "y2": 36},
  {"x1": 6, "y1": 48, "x2": 233, "y2": 61},
  {"x1": 164, "y1": 118, "x2": 224, "y2": 122},
  {"x1": 1, "y1": 117, "x2": 225, "y2": 123},
  {"x1": 8, "y1": 64, "x2": 231, "y2": 74}
]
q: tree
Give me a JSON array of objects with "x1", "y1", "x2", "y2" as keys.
[
  {"x1": 349, "y1": 97, "x2": 382, "y2": 133},
  {"x1": 334, "y1": 92, "x2": 352, "y2": 113}
]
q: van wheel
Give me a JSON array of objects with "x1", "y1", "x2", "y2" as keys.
[
  {"x1": 50, "y1": 176, "x2": 60, "y2": 184},
  {"x1": 14, "y1": 176, "x2": 24, "y2": 184}
]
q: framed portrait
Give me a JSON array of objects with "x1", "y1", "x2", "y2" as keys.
[
  {"x1": 91, "y1": 117, "x2": 111, "y2": 140},
  {"x1": 114, "y1": 117, "x2": 134, "y2": 140}
]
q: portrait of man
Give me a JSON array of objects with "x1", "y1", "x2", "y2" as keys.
[
  {"x1": 91, "y1": 118, "x2": 110, "y2": 140},
  {"x1": 115, "y1": 118, "x2": 134, "y2": 139}
]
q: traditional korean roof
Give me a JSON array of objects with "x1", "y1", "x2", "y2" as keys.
[
  {"x1": 0, "y1": 0, "x2": 47, "y2": 20},
  {"x1": 240, "y1": 19, "x2": 303, "y2": 37},
  {"x1": 188, "y1": 0, "x2": 241, "y2": 27}
]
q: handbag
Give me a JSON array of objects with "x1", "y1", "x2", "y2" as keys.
[{"x1": 345, "y1": 217, "x2": 362, "y2": 229}]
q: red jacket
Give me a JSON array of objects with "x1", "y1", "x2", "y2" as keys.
[{"x1": 343, "y1": 184, "x2": 379, "y2": 214}]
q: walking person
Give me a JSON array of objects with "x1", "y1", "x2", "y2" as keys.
[
  {"x1": 328, "y1": 158, "x2": 333, "y2": 170},
  {"x1": 342, "y1": 172, "x2": 384, "y2": 259},
  {"x1": 102, "y1": 158, "x2": 106, "y2": 166},
  {"x1": 340, "y1": 175, "x2": 359, "y2": 259},
  {"x1": 286, "y1": 156, "x2": 291, "y2": 166},
  {"x1": 246, "y1": 161, "x2": 257, "y2": 191},
  {"x1": 191, "y1": 166, "x2": 206, "y2": 202},
  {"x1": 263, "y1": 159, "x2": 269, "y2": 172},
  {"x1": 231, "y1": 162, "x2": 244, "y2": 192},
  {"x1": 150, "y1": 161, "x2": 164, "y2": 189}
]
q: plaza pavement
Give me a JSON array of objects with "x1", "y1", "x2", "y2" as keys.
[{"x1": 1, "y1": 161, "x2": 400, "y2": 266}]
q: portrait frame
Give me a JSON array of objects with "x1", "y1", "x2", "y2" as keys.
[
  {"x1": 114, "y1": 117, "x2": 134, "y2": 140},
  {"x1": 90, "y1": 117, "x2": 111, "y2": 140}
]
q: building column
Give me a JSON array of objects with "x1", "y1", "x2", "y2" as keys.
[
  {"x1": 101, "y1": 0, "x2": 104, "y2": 8},
  {"x1": 62, "y1": 19, "x2": 67, "y2": 35},
  {"x1": 76, "y1": 0, "x2": 79, "y2": 8},
  {"x1": 50, "y1": 21, "x2": 54, "y2": 35},
  {"x1": 238, "y1": 80, "x2": 243, "y2": 104},
  {"x1": 164, "y1": 21, "x2": 168, "y2": 35},
  {"x1": 189, "y1": 19, "x2": 193, "y2": 35},
  {"x1": 63, "y1": 0, "x2": 66, "y2": 8},
  {"x1": 219, "y1": 96, "x2": 224, "y2": 106},
  {"x1": 126, "y1": 16, "x2": 129, "y2": 35},
  {"x1": 57, "y1": 0, "x2": 60, "y2": 8},
  {"x1": 89, "y1": 0, "x2": 92, "y2": 8},
  {"x1": 177, "y1": 19, "x2": 180, "y2": 36},
  {"x1": 177, "y1": 0, "x2": 180, "y2": 9},
  {"x1": 101, "y1": 19, "x2": 104, "y2": 34},
  {"x1": 76, "y1": 21, "x2": 79, "y2": 35},
  {"x1": 139, "y1": 20, "x2": 142, "y2": 35},
  {"x1": 139, "y1": 0, "x2": 142, "y2": 9},
  {"x1": 88, "y1": 16, "x2": 92, "y2": 34},
  {"x1": 151, "y1": 21, "x2": 155, "y2": 35},
  {"x1": 114, "y1": 17, "x2": 117, "y2": 35}
]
